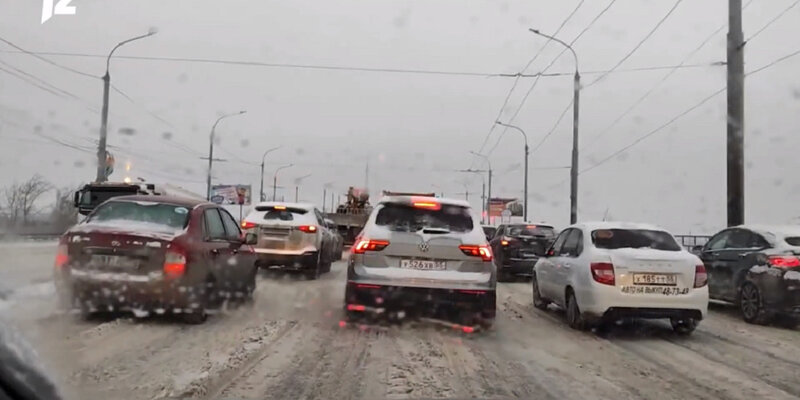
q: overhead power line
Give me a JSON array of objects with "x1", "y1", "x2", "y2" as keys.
[
  {"x1": 588, "y1": 0, "x2": 683, "y2": 87},
  {"x1": 483, "y1": 0, "x2": 618, "y2": 161},
  {"x1": 0, "y1": 36, "x2": 99, "y2": 79},
  {"x1": 744, "y1": 0, "x2": 800, "y2": 45},
  {"x1": 472, "y1": 0, "x2": 587, "y2": 164},
  {"x1": 574, "y1": 47, "x2": 800, "y2": 177}
]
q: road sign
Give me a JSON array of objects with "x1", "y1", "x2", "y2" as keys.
[
  {"x1": 104, "y1": 151, "x2": 115, "y2": 178},
  {"x1": 210, "y1": 184, "x2": 252, "y2": 205}
]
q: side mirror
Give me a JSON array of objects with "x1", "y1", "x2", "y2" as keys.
[
  {"x1": 244, "y1": 232, "x2": 258, "y2": 245},
  {"x1": 73, "y1": 191, "x2": 81, "y2": 207},
  {"x1": 545, "y1": 248, "x2": 555, "y2": 257},
  {"x1": 690, "y1": 245, "x2": 704, "y2": 255}
]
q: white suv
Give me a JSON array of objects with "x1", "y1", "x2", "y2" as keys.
[
  {"x1": 241, "y1": 202, "x2": 336, "y2": 279},
  {"x1": 533, "y1": 222, "x2": 708, "y2": 334},
  {"x1": 345, "y1": 196, "x2": 496, "y2": 329}
]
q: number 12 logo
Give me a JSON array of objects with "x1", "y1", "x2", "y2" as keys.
[{"x1": 41, "y1": 0, "x2": 76, "y2": 24}]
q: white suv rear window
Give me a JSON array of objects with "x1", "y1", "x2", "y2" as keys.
[{"x1": 375, "y1": 203, "x2": 473, "y2": 233}]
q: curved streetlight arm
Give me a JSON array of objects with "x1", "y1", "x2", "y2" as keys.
[
  {"x1": 106, "y1": 31, "x2": 157, "y2": 73},
  {"x1": 528, "y1": 28, "x2": 579, "y2": 72},
  {"x1": 262, "y1": 146, "x2": 281, "y2": 163},
  {"x1": 212, "y1": 110, "x2": 247, "y2": 134},
  {"x1": 469, "y1": 151, "x2": 492, "y2": 171},
  {"x1": 495, "y1": 121, "x2": 528, "y2": 147},
  {"x1": 274, "y1": 164, "x2": 293, "y2": 177}
]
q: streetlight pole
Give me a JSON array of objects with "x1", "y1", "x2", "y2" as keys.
[
  {"x1": 206, "y1": 111, "x2": 247, "y2": 200},
  {"x1": 96, "y1": 30, "x2": 157, "y2": 182},
  {"x1": 470, "y1": 151, "x2": 492, "y2": 224},
  {"x1": 272, "y1": 164, "x2": 293, "y2": 201},
  {"x1": 529, "y1": 28, "x2": 580, "y2": 224},
  {"x1": 259, "y1": 146, "x2": 281, "y2": 202},
  {"x1": 496, "y1": 121, "x2": 529, "y2": 222},
  {"x1": 457, "y1": 169, "x2": 488, "y2": 223}
]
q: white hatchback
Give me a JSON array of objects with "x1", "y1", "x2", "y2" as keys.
[{"x1": 532, "y1": 222, "x2": 708, "y2": 334}]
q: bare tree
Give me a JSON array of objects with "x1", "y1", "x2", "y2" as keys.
[
  {"x1": 2, "y1": 175, "x2": 52, "y2": 225},
  {"x1": 51, "y1": 187, "x2": 78, "y2": 230},
  {"x1": 2, "y1": 183, "x2": 21, "y2": 225}
]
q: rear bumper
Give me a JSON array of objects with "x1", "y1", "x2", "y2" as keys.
[
  {"x1": 349, "y1": 264, "x2": 495, "y2": 291},
  {"x1": 344, "y1": 281, "x2": 496, "y2": 319},
  {"x1": 66, "y1": 273, "x2": 204, "y2": 313},
  {"x1": 255, "y1": 251, "x2": 317, "y2": 270},
  {"x1": 577, "y1": 284, "x2": 709, "y2": 321},
  {"x1": 498, "y1": 257, "x2": 537, "y2": 276}
]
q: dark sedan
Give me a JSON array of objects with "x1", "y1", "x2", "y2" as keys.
[
  {"x1": 54, "y1": 195, "x2": 258, "y2": 324},
  {"x1": 699, "y1": 225, "x2": 800, "y2": 326},
  {"x1": 489, "y1": 224, "x2": 556, "y2": 282}
]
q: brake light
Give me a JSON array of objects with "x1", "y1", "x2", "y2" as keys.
[
  {"x1": 347, "y1": 304, "x2": 366, "y2": 311},
  {"x1": 353, "y1": 239, "x2": 390, "y2": 253},
  {"x1": 526, "y1": 225, "x2": 537, "y2": 229},
  {"x1": 274, "y1": 205, "x2": 287, "y2": 210},
  {"x1": 163, "y1": 248, "x2": 187, "y2": 278},
  {"x1": 298, "y1": 225, "x2": 317, "y2": 233},
  {"x1": 459, "y1": 290, "x2": 487, "y2": 295},
  {"x1": 412, "y1": 197, "x2": 440, "y2": 210},
  {"x1": 590, "y1": 262, "x2": 615, "y2": 285},
  {"x1": 356, "y1": 284, "x2": 381, "y2": 289},
  {"x1": 459, "y1": 244, "x2": 493, "y2": 262},
  {"x1": 768, "y1": 256, "x2": 800, "y2": 268},
  {"x1": 54, "y1": 243, "x2": 69, "y2": 268},
  {"x1": 241, "y1": 221, "x2": 256, "y2": 229},
  {"x1": 694, "y1": 264, "x2": 708, "y2": 288}
]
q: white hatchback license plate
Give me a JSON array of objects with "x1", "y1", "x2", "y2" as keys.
[
  {"x1": 633, "y1": 273, "x2": 676, "y2": 286},
  {"x1": 621, "y1": 286, "x2": 689, "y2": 295},
  {"x1": 400, "y1": 259, "x2": 446, "y2": 270}
]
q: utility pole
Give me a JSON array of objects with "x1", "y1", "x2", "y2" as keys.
[
  {"x1": 570, "y1": 70, "x2": 580, "y2": 224},
  {"x1": 295, "y1": 186, "x2": 299, "y2": 202},
  {"x1": 727, "y1": 0, "x2": 745, "y2": 226},
  {"x1": 481, "y1": 181, "x2": 486, "y2": 224},
  {"x1": 323, "y1": 188, "x2": 327, "y2": 211},
  {"x1": 96, "y1": 31, "x2": 157, "y2": 182}
]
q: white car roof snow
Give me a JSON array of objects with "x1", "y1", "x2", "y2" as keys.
[{"x1": 573, "y1": 221, "x2": 671, "y2": 233}]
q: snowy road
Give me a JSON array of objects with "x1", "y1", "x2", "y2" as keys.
[{"x1": 2, "y1": 243, "x2": 800, "y2": 400}]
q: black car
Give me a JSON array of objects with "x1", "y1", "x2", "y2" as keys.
[
  {"x1": 698, "y1": 225, "x2": 800, "y2": 325},
  {"x1": 482, "y1": 225, "x2": 497, "y2": 242},
  {"x1": 489, "y1": 224, "x2": 556, "y2": 281}
]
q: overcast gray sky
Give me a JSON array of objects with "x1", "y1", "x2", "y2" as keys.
[{"x1": 1, "y1": 0, "x2": 798, "y2": 233}]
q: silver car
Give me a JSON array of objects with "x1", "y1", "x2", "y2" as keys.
[{"x1": 344, "y1": 196, "x2": 496, "y2": 328}]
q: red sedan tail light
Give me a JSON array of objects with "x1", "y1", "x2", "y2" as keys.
[
  {"x1": 768, "y1": 256, "x2": 800, "y2": 268},
  {"x1": 163, "y1": 248, "x2": 187, "y2": 278},
  {"x1": 590, "y1": 262, "x2": 615, "y2": 285},
  {"x1": 241, "y1": 221, "x2": 256, "y2": 229},
  {"x1": 694, "y1": 264, "x2": 708, "y2": 288},
  {"x1": 54, "y1": 243, "x2": 69, "y2": 269},
  {"x1": 459, "y1": 245, "x2": 493, "y2": 262}
]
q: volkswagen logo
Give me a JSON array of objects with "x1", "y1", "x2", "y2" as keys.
[{"x1": 418, "y1": 242, "x2": 430, "y2": 253}]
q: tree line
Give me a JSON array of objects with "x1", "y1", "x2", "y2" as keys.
[{"x1": 0, "y1": 174, "x2": 76, "y2": 231}]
